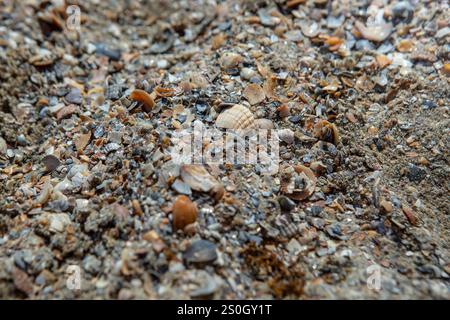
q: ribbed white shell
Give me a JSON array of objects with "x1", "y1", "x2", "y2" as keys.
[{"x1": 215, "y1": 104, "x2": 257, "y2": 135}]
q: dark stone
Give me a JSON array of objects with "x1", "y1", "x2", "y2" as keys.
[
  {"x1": 309, "y1": 205, "x2": 323, "y2": 216},
  {"x1": 422, "y1": 99, "x2": 437, "y2": 110},
  {"x1": 42, "y1": 155, "x2": 61, "y2": 173},
  {"x1": 407, "y1": 164, "x2": 426, "y2": 182},
  {"x1": 278, "y1": 196, "x2": 296, "y2": 212},
  {"x1": 65, "y1": 88, "x2": 83, "y2": 105},
  {"x1": 95, "y1": 43, "x2": 121, "y2": 61},
  {"x1": 183, "y1": 240, "x2": 217, "y2": 265},
  {"x1": 288, "y1": 115, "x2": 302, "y2": 124}
]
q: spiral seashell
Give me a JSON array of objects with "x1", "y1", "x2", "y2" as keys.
[{"x1": 215, "y1": 104, "x2": 257, "y2": 136}]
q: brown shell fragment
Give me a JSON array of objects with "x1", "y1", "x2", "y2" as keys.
[
  {"x1": 215, "y1": 104, "x2": 257, "y2": 135},
  {"x1": 130, "y1": 89, "x2": 155, "y2": 112},
  {"x1": 219, "y1": 52, "x2": 243, "y2": 70},
  {"x1": 402, "y1": 204, "x2": 418, "y2": 225},
  {"x1": 75, "y1": 132, "x2": 91, "y2": 153},
  {"x1": 243, "y1": 84, "x2": 266, "y2": 105},
  {"x1": 211, "y1": 33, "x2": 226, "y2": 50},
  {"x1": 154, "y1": 86, "x2": 175, "y2": 98},
  {"x1": 29, "y1": 55, "x2": 54, "y2": 67},
  {"x1": 172, "y1": 195, "x2": 198, "y2": 231},
  {"x1": 56, "y1": 105, "x2": 78, "y2": 121},
  {"x1": 180, "y1": 164, "x2": 221, "y2": 193},
  {"x1": 376, "y1": 55, "x2": 392, "y2": 69},
  {"x1": 442, "y1": 63, "x2": 450, "y2": 76},
  {"x1": 313, "y1": 119, "x2": 340, "y2": 145},
  {"x1": 286, "y1": 0, "x2": 306, "y2": 8},
  {"x1": 277, "y1": 104, "x2": 290, "y2": 118},
  {"x1": 211, "y1": 183, "x2": 225, "y2": 202},
  {"x1": 280, "y1": 164, "x2": 317, "y2": 201}
]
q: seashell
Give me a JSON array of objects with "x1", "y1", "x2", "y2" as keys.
[
  {"x1": 29, "y1": 54, "x2": 54, "y2": 67},
  {"x1": 154, "y1": 86, "x2": 175, "y2": 98},
  {"x1": 215, "y1": 104, "x2": 257, "y2": 135},
  {"x1": 278, "y1": 129, "x2": 295, "y2": 144},
  {"x1": 211, "y1": 183, "x2": 225, "y2": 202},
  {"x1": 219, "y1": 52, "x2": 243, "y2": 70},
  {"x1": 355, "y1": 20, "x2": 393, "y2": 42},
  {"x1": 75, "y1": 132, "x2": 91, "y2": 153},
  {"x1": 313, "y1": 119, "x2": 340, "y2": 145},
  {"x1": 277, "y1": 104, "x2": 290, "y2": 118},
  {"x1": 286, "y1": 0, "x2": 307, "y2": 9},
  {"x1": 255, "y1": 118, "x2": 274, "y2": 130},
  {"x1": 0, "y1": 136, "x2": 7, "y2": 155},
  {"x1": 396, "y1": 39, "x2": 413, "y2": 53},
  {"x1": 243, "y1": 84, "x2": 266, "y2": 105},
  {"x1": 130, "y1": 89, "x2": 155, "y2": 112},
  {"x1": 211, "y1": 33, "x2": 226, "y2": 50},
  {"x1": 300, "y1": 21, "x2": 320, "y2": 38},
  {"x1": 131, "y1": 199, "x2": 144, "y2": 216},
  {"x1": 322, "y1": 36, "x2": 344, "y2": 51},
  {"x1": 274, "y1": 215, "x2": 299, "y2": 239},
  {"x1": 376, "y1": 54, "x2": 392, "y2": 69},
  {"x1": 104, "y1": 142, "x2": 120, "y2": 154},
  {"x1": 56, "y1": 105, "x2": 78, "y2": 121},
  {"x1": 309, "y1": 161, "x2": 327, "y2": 175},
  {"x1": 402, "y1": 204, "x2": 418, "y2": 225},
  {"x1": 35, "y1": 182, "x2": 53, "y2": 205},
  {"x1": 180, "y1": 165, "x2": 221, "y2": 193},
  {"x1": 280, "y1": 164, "x2": 317, "y2": 201},
  {"x1": 172, "y1": 195, "x2": 198, "y2": 231},
  {"x1": 443, "y1": 64, "x2": 450, "y2": 76}
]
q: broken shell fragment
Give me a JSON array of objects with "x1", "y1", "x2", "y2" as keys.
[
  {"x1": 280, "y1": 164, "x2": 317, "y2": 201},
  {"x1": 355, "y1": 20, "x2": 393, "y2": 42},
  {"x1": 219, "y1": 52, "x2": 243, "y2": 70},
  {"x1": 300, "y1": 21, "x2": 320, "y2": 38},
  {"x1": 130, "y1": 89, "x2": 155, "y2": 112},
  {"x1": 243, "y1": 83, "x2": 266, "y2": 105},
  {"x1": 172, "y1": 195, "x2": 198, "y2": 231},
  {"x1": 376, "y1": 54, "x2": 392, "y2": 69},
  {"x1": 0, "y1": 136, "x2": 7, "y2": 155},
  {"x1": 255, "y1": 118, "x2": 274, "y2": 130},
  {"x1": 215, "y1": 104, "x2": 257, "y2": 135},
  {"x1": 313, "y1": 119, "x2": 340, "y2": 145},
  {"x1": 278, "y1": 129, "x2": 295, "y2": 145},
  {"x1": 277, "y1": 104, "x2": 290, "y2": 118},
  {"x1": 396, "y1": 39, "x2": 413, "y2": 52},
  {"x1": 211, "y1": 183, "x2": 225, "y2": 202},
  {"x1": 75, "y1": 132, "x2": 91, "y2": 153},
  {"x1": 442, "y1": 63, "x2": 450, "y2": 76},
  {"x1": 180, "y1": 164, "x2": 222, "y2": 193},
  {"x1": 35, "y1": 182, "x2": 53, "y2": 205}
]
